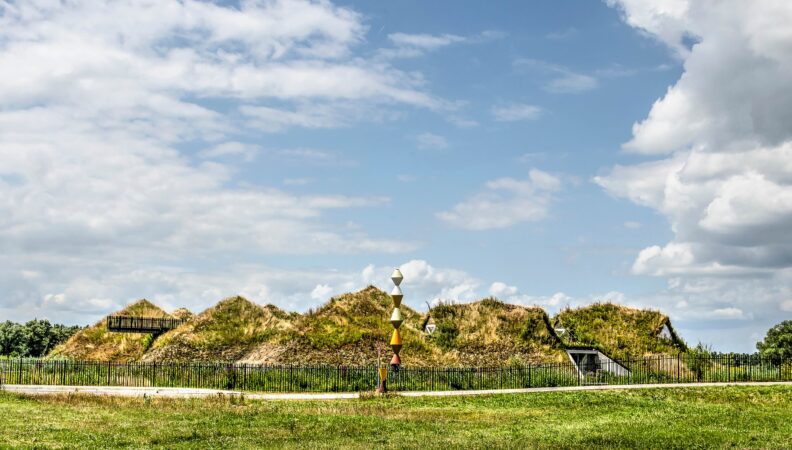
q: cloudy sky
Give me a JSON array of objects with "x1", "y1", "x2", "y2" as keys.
[{"x1": 1, "y1": 0, "x2": 791, "y2": 352}]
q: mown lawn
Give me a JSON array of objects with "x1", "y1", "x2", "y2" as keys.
[{"x1": 0, "y1": 386, "x2": 790, "y2": 449}]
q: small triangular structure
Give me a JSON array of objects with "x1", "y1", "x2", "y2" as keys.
[
  {"x1": 658, "y1": 323, "x2": 673, "y2": 340},
  {"x1": 424, "y1": 317, "x2": 437, "y2": 335}
]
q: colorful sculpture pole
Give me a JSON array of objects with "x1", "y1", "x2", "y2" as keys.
[
  {"x1": 390, "y1": 269, "x2": 404, "y2": 372},
  {"x1": 376, "y1": 348, "x2": 387, "y2": 394}
]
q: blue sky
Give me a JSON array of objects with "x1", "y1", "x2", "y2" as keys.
[{"x1": 1, "y1": 0, "x2": 791, "y2": 353}]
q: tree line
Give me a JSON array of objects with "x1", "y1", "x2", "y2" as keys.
[{"x1": 0, "y1": 320, "x2": 82, "y2": 357}]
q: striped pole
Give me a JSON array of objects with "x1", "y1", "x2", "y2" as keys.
[{"x1": 390, "y1": 269, "x2": 404, "y2": 372}]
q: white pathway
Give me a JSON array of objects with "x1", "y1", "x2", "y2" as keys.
[{"x1": 2, "y1": 381, "x2": 790, "y2": 401}]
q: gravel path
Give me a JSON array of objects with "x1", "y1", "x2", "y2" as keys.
[{"x1": 3, "y1": 381, "x2": 790, "y2": 400}]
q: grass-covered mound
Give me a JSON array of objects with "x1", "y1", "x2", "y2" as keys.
[
  {"x1": 427, "y1": 298, "x2": 567, "y2": 365},
  {"x1": 554, "y1": 303, "x2": 686, "y2": 360},
  {"x1": 49, "y1": 300, "x2": 171, "y2": 362},
  {"x1": 45, "y1": 290, "x2": 689, "y2": 367},
  {"x1": 243, "y1": 286, "x2": 442, "y2": 366},
  {"x1": 143, "y1": 296, "x2": 296, "y2": 363}
]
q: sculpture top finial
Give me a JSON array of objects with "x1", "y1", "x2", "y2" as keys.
[{"x1": 390, "y1": 268, "x2": 403, "y2": 286}]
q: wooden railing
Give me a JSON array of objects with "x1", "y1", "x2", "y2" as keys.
[{"x1": 105, "y1": 316, "x2": 184, "y2": 333}]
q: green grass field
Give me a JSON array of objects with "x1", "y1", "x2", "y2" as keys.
[{"x1": 1, "y1": 386, "x2": 790, "y2": 449}]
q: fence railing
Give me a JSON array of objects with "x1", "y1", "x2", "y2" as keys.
[
  {"x1": 0, "y1": 355, "x2": 789, "y2": 393},
  {"x1": 105, "y1": 316, "x2": 184, "y2": 333}
]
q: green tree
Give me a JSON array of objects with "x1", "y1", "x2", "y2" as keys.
[
  {"x1": 0, "y1": 321, "x2": 27, "y2": 356},
  {"x1": 0, "y1": 320, "x2": 81, "y2": 357},
  {"x1": 757, "y1": 320, "x2": 792, "y2": 363},
  {"x1": 24, "y1": 319, "x2": 54, "y2": 356}
]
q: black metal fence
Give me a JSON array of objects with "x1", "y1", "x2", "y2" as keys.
[
  {"x1": 106, "y1": 316, "x2": 184, "y2": 333},
  {"x1": 0, "y1": 355, "x2": 789, "y2": 393}
]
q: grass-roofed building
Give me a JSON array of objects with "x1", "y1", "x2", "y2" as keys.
[
  {"x1": 553, "y1": 303, "x2": 687, "y2": 361},
  {"x1": 425, "y1": 298, "x2": 568, "y2": 365}
]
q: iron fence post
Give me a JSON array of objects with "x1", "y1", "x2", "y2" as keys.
[{"x1": 528, "y1": 364, "x2": 532, "y2": 388}]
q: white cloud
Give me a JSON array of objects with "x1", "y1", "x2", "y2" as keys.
[
  {"x1": 491, "y1": 103, "x2": 543, "y2": 122},
  {"x1": 514, "y1": 58, "x2": 599, "y2": 94},
  {"x1": 489, "y1": 282, "x2": 518, "y2": 297},
  {"x1": 711, "y1": 307, "x2": 745, "y2": 319},
  {"x1": 271, "y1": 148, "x2": 356, "y2": 166},
  {"x1": 437, "y1": 169, "x2": 561, "y2": 230},
  {"x1": 310, "y1": 284, "x2": 333, "y2": 301},
  {"x1": 598, "y1": 1, "x2": 792, "y2": 277},
  {"x1": 0, "y1": 0, "x2": 439, "y2": 321},
  {"x1": 415, "y1": 132, "x2": 449, "y2": 150},
  {"x1": 199, "y1": 142, "x2": 261, "y2": 161},
  {"x1": 283, "y1": 178, "x2": 314, "y2": 186},
  {"x1": 545, "y1": 73, "x2": 599, "y2": 94},
  {"x1": 594, "y1": 0, "x2": 792, "y2": 351},
  {"x1": 380, "y1": 30, "x2": 503, "y2": 60},
  {"x1": 388, "y1": 33, "x2": 466, "y2": 50}
]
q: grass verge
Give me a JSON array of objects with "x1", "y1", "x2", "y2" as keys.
[{"x1": 0, "y1": 386, "x2": 790, "y2": 449}]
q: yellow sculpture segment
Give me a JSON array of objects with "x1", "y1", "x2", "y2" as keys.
[{"x1": 390, "y1": 328, "x2": 402, "y2": 346}]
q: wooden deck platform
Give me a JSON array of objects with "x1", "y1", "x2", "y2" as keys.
[{"x1": 106, "y1": 316, "x2": 184, "y2": 333}]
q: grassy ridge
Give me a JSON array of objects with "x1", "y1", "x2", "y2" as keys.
[
  {"x1": 430, "y1": 298, "x2": 566, "y2": 365},
  {"x1": 554, "y1": 303, "x2": 686, "y2": 360},
  {"x1": 50, "y1": 289, "x2": 687, "y2": 366},
  {"x1": 48, "y1": 300, "x2": 172, "y2": 362},
  {"x1": 143, "y1": 296, "x2": 296, "y2": 363},
  {"x1": 0, "y1": 386, "x2": 790, "y2": 448}
]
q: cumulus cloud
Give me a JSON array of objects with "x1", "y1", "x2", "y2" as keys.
[
  {"x1": 597, "y1": 1, "x2": 792, "y2": 277},
  {"x1": 489, "y1": 282, "x2": 518, "y2": 297},
  {"x1": 0, "y1": 0, "x2": 440, "y2": 321},
  {"x1": 437, "y1": 169, "x2": 562, "y2": 230},
  {"x1": 594, "y1": 0, "x2": 792, "y2": 350}
]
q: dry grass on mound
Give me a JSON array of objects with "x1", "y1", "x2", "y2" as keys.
[
  {"x1": 49, "y1": 300, "x2": 172, "y2": 362},
  {"x1": 143, "y1": 296, "x2": 296, "y2": 363},
  {"x1": 554, "y1": 302, "x2": 686, "y2": 360}
]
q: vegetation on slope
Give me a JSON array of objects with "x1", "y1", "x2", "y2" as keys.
[
  {"x1": 143, "y1": 296, "x2": 296, "y2": 363},
  {"x1": 45, "y1": 290, "x2": 691, "y2": 367},
  {"x1": 2, "y1": 386, "x2": 790, "y2": 448},
  {"x1": 244, "y1": 286, "x2": 441, "y2": 366},
  {"x1": 170, "y1": 308, "x2": 194, "y2": 322},
  {"x1": 554, "y1": 303, "x2": 687, "y2": 360},
  {"x1": 428, "y1": 298, "x2": 566, "y2": 365},
  {"x1": 49, "y1": 300, "x2": 171, "y2": 362}
]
